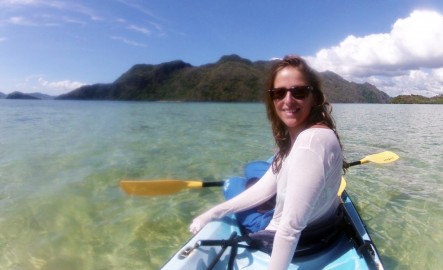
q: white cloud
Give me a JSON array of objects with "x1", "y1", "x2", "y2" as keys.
[
  {"x1": 0, "y1": 0, "x2": 40, "y2": 6},
  {"x1": 14, "y1": 75, "x2": 86, "y2": 96},
  {"x1": 0, "y1": 0, "x2": 101, "y2": 23},
  {"x1": 128, "y1": 24, "x2": 151, "y2": 36},
  {"x1": 307, "y1": 10, "x2": 443, "y2": 97},
  {"x1": 116, "y1": 0, "x2": 165, "y2": 22},
  {"x1": 0, "y1": 37, "x2": 6, "y2": 42},
  {"x1": 3, "y1": 16, "x2": 34, "y2": 25},
  {"x1": 366, "y1": 70, "x2": 443, "y2": 97},
  {"x1": 111, "y1": 36, "x2": 147, "y2": 47},
  {"x1": 37, "y1": 78, "x2": 84, "y2": 93}
]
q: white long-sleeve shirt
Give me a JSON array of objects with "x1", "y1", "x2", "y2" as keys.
[{"x1": 191, "y1": 128, "x2": 343, "y2": 270}]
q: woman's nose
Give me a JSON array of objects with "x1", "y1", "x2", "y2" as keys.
[{"x1": 283, "y1": 90, "x2": 294, "y2": 103}]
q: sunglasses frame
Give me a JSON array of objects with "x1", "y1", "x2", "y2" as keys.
[{"x1": 268, "y1": 85, "x2": 313, "y2": 100}]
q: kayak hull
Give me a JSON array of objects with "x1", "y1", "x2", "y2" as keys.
[{"x1": 161, "y1": 190, "x2": 384, "y2": 270}]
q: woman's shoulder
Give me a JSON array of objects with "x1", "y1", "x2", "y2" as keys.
[
  {"x1": 296, "y1": 127, "x2": 339, "y2": 150},
  {"x1": 299, "y1": 126, "x2": 335, "y2": 138},
  {"x1": 310, "y1": 123, "x2": 329, "y2": 129}
]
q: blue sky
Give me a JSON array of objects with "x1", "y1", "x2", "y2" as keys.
[{"x1": 1, "y1": 0, "x2": 443, "y2": 97}]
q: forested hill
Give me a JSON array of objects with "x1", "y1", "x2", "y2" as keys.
[
  {"x1": 390, "y1": 94, "x2": 443, "y2": 104},
  {"x1": 57, "y1": 55, "x2": 391, "y2": 103}
]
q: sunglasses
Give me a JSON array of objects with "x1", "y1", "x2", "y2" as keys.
[{"x1": 268, "y1": 85, "x2": 313, "y2": 100}]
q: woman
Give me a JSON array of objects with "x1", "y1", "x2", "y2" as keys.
[{"x1": 190, "y1": 55, "x2": 346, "y2": 269}]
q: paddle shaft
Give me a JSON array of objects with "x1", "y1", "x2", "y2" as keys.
[
  {"x1": 199, "y1": 160, "x2": 360, "y2": 196},
  {"x1": 203, "y1": 160, "x2": 366, "y2": 188},
  {"x1": 203, "y1": 181, "x2": 225, "y2": 187},
  {"x1": 120, "y1": 151, "x2": 399, "y2": 196},
  {"x1": 348, "y1": 160, "x2": 362, "y2": 167}
]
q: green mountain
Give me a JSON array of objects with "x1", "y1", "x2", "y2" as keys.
[
  {"x1": 28, "y1": 92, "x2": 55, "y2": 100},
  {"x1": 6, "y1": 91, "x2": 41, "y2": 100},
  {"x1": 390, "y1": 94, "x2": 443, "y2": 104},
  {"x1": 57, "y1": 55, "x2": 391, "y2": 103},
  {"x1": 0, "y1": 91, "x2": 55, "y2": 100}
]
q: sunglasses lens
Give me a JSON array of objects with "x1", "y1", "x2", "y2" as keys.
[
  {"x1": 269, "y1": 86, "x2": 312, "y2": 100},
  {"x1": 270, "y1": 89, "x2": 287, "y2": 100},
  {"x1": 291, "y1": 87, "x2": 310, "y2": 99}
]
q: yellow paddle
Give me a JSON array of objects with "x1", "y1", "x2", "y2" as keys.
[
  {"x1": 120, "y1": 151, "x2": 399, "y2": 196},
  {"x1": 119, "y1": 179, "x2": 225, "y2": 196},
  {"x1": 338, "y1": 177, "x2": 347, "y2": 196},
  {"x1": 337, "y1": 151, "x2": 399, "y2": 196},
  {"x1": 347, "y1": 151, "x2": 399, "y2": 166}
]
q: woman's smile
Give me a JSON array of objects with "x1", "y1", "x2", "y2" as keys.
[{"x1": 281, "y1": 107, "x2": 300, "y2": 115}]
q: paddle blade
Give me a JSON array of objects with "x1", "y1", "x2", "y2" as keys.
[
  {"x1": 361, "y1": 151, "x2": 399, "y2": 164},
  {"x1": 338, "y1": 177, "x2": 347, "y2": 196},
  {"x1": 120, "y1": 179, "x2": 203, "y2": 196}
]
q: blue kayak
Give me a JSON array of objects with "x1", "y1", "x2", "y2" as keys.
[{"x1": 161, "y1": 162, "x2": 385, "y2": 270}]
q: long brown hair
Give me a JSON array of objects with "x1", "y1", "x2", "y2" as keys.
[{"x1": 264, "y1": 55, "x2": 347, "y2": 173}]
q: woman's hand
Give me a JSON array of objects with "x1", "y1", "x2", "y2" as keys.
[{"x1": 189, "y1": 211, "x2": 214, "y2": 234}]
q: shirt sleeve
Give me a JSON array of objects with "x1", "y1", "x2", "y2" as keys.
[{"x1": 268, "y1": 147, "x2": 327, "y2": 269}]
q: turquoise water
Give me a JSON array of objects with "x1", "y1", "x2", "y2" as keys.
[{"x1": 0, "y1": 100, "x2": 442, "y2": 269}]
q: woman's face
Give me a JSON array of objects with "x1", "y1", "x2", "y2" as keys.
[{"x1": 272, "y1": 66, "x2": 315, "y2": 139}]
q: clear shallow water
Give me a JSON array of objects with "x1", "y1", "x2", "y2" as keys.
[{"x1": 0, "y1": 100, "x2": 442, "y2": 269}]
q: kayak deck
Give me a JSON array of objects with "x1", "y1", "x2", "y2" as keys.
[{"x1": 161, "y1": 191, "x2": 384, "y2": 270}]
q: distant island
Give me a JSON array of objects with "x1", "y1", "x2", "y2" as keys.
[
  {"x1": 390, "y1": 94, "x2": 443, "y2": 104},
  {"x1": 6, "y1": 92, "x2": 40, "y2": 100},
  {"x1": 57, "y1": 55, "x2": 391, "y2": 103},
  {"x1": 0, "y1": 91, "x2": 54, "y2": 100},
  {"x1": 2, "y1": 54, "x2": 442, "y2": 104}
]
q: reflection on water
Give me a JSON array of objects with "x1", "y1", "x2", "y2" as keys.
[{"x1": 0, "y1": 101, "x2": 442, "y2": 269}]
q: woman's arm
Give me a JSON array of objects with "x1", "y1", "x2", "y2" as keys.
[
  {"x1": 268, "y1": 129, "x2": 342, "y2": 269},
  {"x1": 268, "y1": 148, "x2": 325, "y2": 269},
  {"x1": 189, "y1": 168, "x2": 277, "y2": 234}
]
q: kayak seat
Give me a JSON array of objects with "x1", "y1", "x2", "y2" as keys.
[
  {"x1": 197, "y1": 207, "x2": 344, "y2": 270},
  {"x1": 224, "y1": 160, "x2": 275, "y2": 235},
  {"x1": 224, "y1": 176, "x2": 275, "y2": 234},
  {"x1": 246, "y1": 204, "x2": 344, "y2": 257}
]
